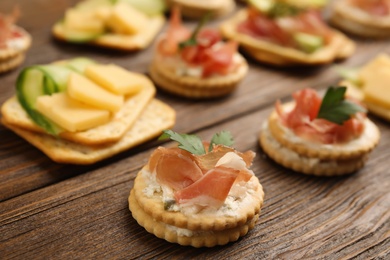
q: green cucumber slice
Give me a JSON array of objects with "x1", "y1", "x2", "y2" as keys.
[
  {"x1": 293, "y1": 32, "x2": 323, "y2": 54},
  {"x1": 16, "y1": 65, "x2": 73, "y2": 135},
  {"x1": 56, "y1": 22, "x2": 103, "y2": 43}
]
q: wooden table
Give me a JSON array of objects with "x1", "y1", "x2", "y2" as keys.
[{"x1": 1, "y1": 1, "x2": 389, "y2": 259}]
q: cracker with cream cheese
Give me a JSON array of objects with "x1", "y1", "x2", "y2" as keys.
[
  {"x1": 1, "y1": 99, "x2": 176, "y2": 165},
  {"x1": 268, "y1": 103, "x2": 380, "y2": 160},
  {"x1": 1, "y1": 77, "x2": 155, "y2": 145},
  {"x1": 149, "y1": 54, "x2": 248, "y2": 99},
  {"x1": 330, "y1": 0, "x2": 390, "y2": 38},
  {"x1": 129, "y1": 165, "x2": 264, "y2": 247},
  {"x1": 220, "y1": 9, "x2": 355, "y2": 66}
]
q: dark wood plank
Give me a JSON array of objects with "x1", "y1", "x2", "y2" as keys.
[{"x1": 1, "y1": 106, "x2": 389, "y2": 259}]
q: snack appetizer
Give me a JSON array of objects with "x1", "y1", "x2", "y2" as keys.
[
  {"x1": 330, "y1": 0, "x2": 390, "y2": 38},
  {"x1": 220, "y1": 0, "x2": 355, "y2": 66},
  {"x1": 52, "y1": 0, "x2": 165, "y2": 51},
  {"x1": 149, "y1": 8, "x2": 248, "y2": 98},
  {"x1": 260, "y1": 87, "x2": 380, "y2": 176},
  {"x1": 1, "y1": 58, "x2": 176, "y2": 164},
  {"x1": 337, "y1": 53, "x2": 390, "y2": 121},
  {"x1": 165, "y1": 0, "x2": 235, "y2": 19},
  {"x1": 129, "y1": 130, "x2": 264, "y2": 247},
  {"x1": 0, "y1": 7, "x2": 31, "y2": 73}
]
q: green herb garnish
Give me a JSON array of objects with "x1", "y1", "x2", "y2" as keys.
[
  {"x1": 178, "y1": 12, "x2": 211, "y2": 49},
  {"x1": 159, "y1": 130, "x2": 234, "y2": 155},
  {"x1": 316, "y1": 86, "x2": 367, "y2": 125},
  {"x1": 209, "y1": 130, "x2": 234, "y2": 152}
]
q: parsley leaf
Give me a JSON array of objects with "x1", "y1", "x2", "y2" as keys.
[
  {"x1": 159, "y1": 130, "x2": 206, "y2": 155},
  {"x1": 209, "y1": 131, "x2": 234, "y2": 152},
  {"x1": 178, "y1": 12, "x2": 211, "y2": 49},
  {"x1": 158, "y1": 130, "x2": 235, "y2": 155},
  {"x1": 317, "y1": 86, "x2": 367, "y2": 125}
]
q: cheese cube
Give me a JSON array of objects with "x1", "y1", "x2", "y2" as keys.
[
  {"x1": 36, "y1": 93, "x2": 110, "y2": 132},
  {"x1": 362, "y1": 68, "x2": 390, "y2": 109},
  {"x1": 85, "y1": 64, "x2": 144, "y2": 95},
  {"x1": 107, "y1": 2, "x2": 148, "y2": 35},
  {"x1": 64, "y1": 9, "x2": 105, "y2": 33},
  {"x1": 67, "y1": 73, "x2": 124, "y2": 112}
]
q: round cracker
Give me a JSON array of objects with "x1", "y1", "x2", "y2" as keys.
[
  {"x1": 267, "y1": 103, "x2": 380, "y2": 160},
  {"x1": 149, "y1": 54, "x2": 248, "y2": 98},
  {"x1": 220, "y1": 9, "x2": 355, "y2": 66},
  {"x1": 132, "y1": 167, "x2": 264, "y2": 231},
  {"x1": 166, "y1": 0, "x2": 235, "y2": 19},
  {"x1": 0, "y1": 26, "x2": 31, "y2": 60},
  {"x1": 260, "y1": 122, "x2": 369, "y2": 176},
  {"x1": 0, "y1": 53, "x2": 24, "y2": 73},
  {"x1": 129, "y1": 189, "x2": 259, "y2": 247},
  {"x1": 330, "y1": 0, "x2": 390, "y2": 38}
]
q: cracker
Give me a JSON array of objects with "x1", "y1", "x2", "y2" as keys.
[
  {"x1": 1, "y1": 99, "x2": 176, "y2": 165},
  {"x1": 129, "y1": 189, "x2": 259, "y2": 247},
  {"x1": 330, "y1": 0, "x2": 390, "y2": 38},
  {"x1": 260, "y1": 122, "x2": 369, "y2": 176},
  {"x1": 149, "y1": 54, "x2": 248, "y2": 98},
  {"x1": 52, "y1": 15, "x2": 165, "y2": 51},
  {"x1": 166, "y1": 0, "x2": 235, "y2": 19},
  {"x1": 220, "y1": 9, "x2": 355, "y2": 66},
  {"x1": 132, "y1": 167, "x2": 264, "y2": 231},
  {"x1": 0, "y1": 26, "x2": 31, "y2": 60},
  {"x1": 0, "y1": 53, "x2": 24, "y2": 74},
  {"x1": 1, "y1": 77, "x2": 155, "y2": 145},
  {"x1": 267, "y1": 103, "x2": 380, "y2": 160}
]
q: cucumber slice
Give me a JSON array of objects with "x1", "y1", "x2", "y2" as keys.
[
  {"x1": 65, "y1": 57, "x2": 96, "y2": 73},
  {"x1": 293, "y1": 32, "x2": 323, "y2": 54},
  {"x1": 55, "y1": 22, "x2": 103, "y2": 43},
  {"x1": 115, "y1": 0, "x2": 166, "y2": 16},
  {"x1": 16, "y1": 65, "x2": 73, "y2": 135},
  {"x1": 75, "y1": 0, "x2": 114, "y2": 11}
]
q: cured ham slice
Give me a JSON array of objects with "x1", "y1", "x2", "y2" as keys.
[
  {"x1": 0, "y1": 7, "x2": 20, "y2": 48},
  {"x1": 150, "y1": 147, "x2": 203, "y2": 191},
  {"x1": 277, "y1": 88, "x2": 366, "y2": 144},
  {"x1": 174, "y1": 166, "x2": 239, "y2": 208}
]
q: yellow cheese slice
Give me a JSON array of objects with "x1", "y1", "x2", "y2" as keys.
[
  {"x1": 360, "y1": 54, "x2": 390, "y2": 82},
  {"x1": 67, "y1": 72, "x2": 124, "y2": 112},
  {"x1": 106, "y1": 2, "x2": 148, "y2": 35},
  {"x1": 36, "y1": 93, "x2": 110, "y2": 132},
  {"x1": 64, "y1": 9, "x2": 105, "y2": 34},
  {"x1": 85, "y1": 64, "x2": 144, "y2": 95},
  {"x1": 362, "y1": 68, "x2": 390, "y2": 110}
]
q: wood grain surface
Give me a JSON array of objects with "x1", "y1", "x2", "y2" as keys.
[{"x1": 0, "y1": 0, "x2": 389, "y2": 259}]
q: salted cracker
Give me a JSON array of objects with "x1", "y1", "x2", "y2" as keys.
[
  {"x1": 220, "y1": 9, "x2": 355, "y2": 66},
  {"x1": 131, "y1": 166, "x2": 264, "y2": 231},
  {"x1": 129, "y1": 189, "x2": 259, "y2": 247},
  {"x1": 1, "y1": 77, "x2": 155, "y2": 145},
  {"x1": 165, "y1": 0, "x2": 235, "y2": 19},
  {"x1": 1, "y1": 99, "x2": 176, "y2": 165},
  {"x1": 330, "y1": 0, "x2": 390, "y2": 38},
  {"x1": 0, "y1": 53, "x2": 24, "y2": 73},
  {"x1": 52, "y1": 15, "x2": 165, "y2": 51},
  {"x1": 149, "y1": 54, "x2": 248, "y2": 99},
  {"x1": 0, "y1": 26, "x2": 31, "y2": 61},
  {"x1": 260, "y1": 122, "x2": 369, "y2": 176},
  {"x1": 267, "y1": 104, "x2": 380, "y2": 160}
]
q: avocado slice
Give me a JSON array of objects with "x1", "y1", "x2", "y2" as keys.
[{"x1": 293, "y1": 32, "x2": 323, "y2": 54}]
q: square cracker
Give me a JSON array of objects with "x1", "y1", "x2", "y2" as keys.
[
  {"x1": 52, "y1": 15, "x2": 165, "y2": 51},
  {"x1": 1, "y1": 77, "x2": 155, "y2": 145},
  {"x1": 1, "y1": 99, "x2": 176, "y2": 165}
]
